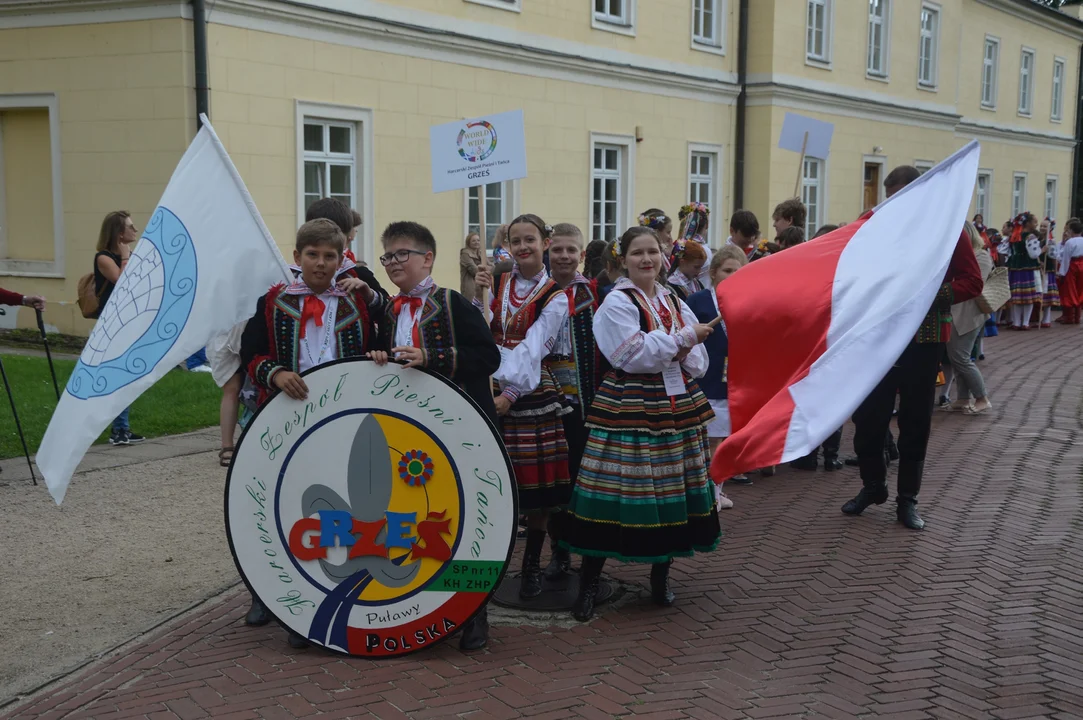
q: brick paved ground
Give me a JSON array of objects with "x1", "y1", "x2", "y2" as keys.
[{"x1": 7, "y1": 326, "x2": 1083, "y2": 720}]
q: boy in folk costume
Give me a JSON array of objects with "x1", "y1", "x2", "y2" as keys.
[
  {"x1": 1005, "y1": 212, "x2": 1043, "y2": 330},
  {"x1": 239, "y1": 218, "x2": 378, "y2": 646},
  {"x1": 1057, "y1": 217, "x2": 1083, "y2": 324},
  {"x1": 545, "y1": 223, "x2": 605, "y2": 578},
  {"x1": 490, "y1": 214, "x2": 573, "y2": 600},
  {"x1": 368, "y1": 221, "x2": 501, "y2": 650}
]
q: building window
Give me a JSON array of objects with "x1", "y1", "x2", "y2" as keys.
[
  {"x1": 982, "y1": 37, "x2": 999, "y2": 108},
  {"x1": 594, "y1": 0, "x2": 632, "y2": 26},
  {"x1": 867, "y1": 0, "x2": 889, "y2": 78},
  {"x1": 801, "y1": 158, "x2": 823, "y2": 238},
  {"x1": 1019, "y1": 48, "x2": 1035, "y2": 116},
  {"x1": 918, "y1": 4, "x2": 939, "y2": 89},
  {"x1": 302, "y1": 121, "x2": 355, "y2": 213},
  {"x1": 688, "y1": 146, "x2": 722, "y2": 246},
  {"x1": 1012, "y1": 173, "x2": 1027, "y2": 217},
  {"x1": 806, "y1": 0, "x2": 831, "y2": 64},
  {"x1": 592, "y1": 144, "x2": 623, "y2": 242},
  {"x1": 1045, "y1": 176, "x2": 1057, "y2": 221},
  {"x1": 915, "y1": 161, "x2": 934, "y2": 175},
  {"x1": 976, "y1": 171, "x2": 991, "y2": 221},
  {"x1": 466, "y1": 181, "x2": 516, "y2": 252},
  {"x1": 1052, "y1": 58, "x2": 1065, "y2": 122},
  {"x1": 692, "y1": 0, "x2": 723, "y2": 50}
]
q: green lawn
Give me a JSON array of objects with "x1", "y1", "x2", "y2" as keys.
[{"x1": 0, "y1": 354, "x2": 221, "y2": 459}]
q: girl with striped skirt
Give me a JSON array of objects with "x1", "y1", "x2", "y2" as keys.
[
  {"x1": 490, "y1": 214, "x2": 573, "y2": 600},
  {"x1": 562, "y1": 226, "x2": 719, "y2": 621}
]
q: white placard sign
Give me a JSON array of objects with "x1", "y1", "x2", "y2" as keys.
[
  {"x1": 779, "y1": 112, "x2": 835, "y2": 160},
  {"x1": 429, "y1": 109, "x2": 527, "y2": 193}
]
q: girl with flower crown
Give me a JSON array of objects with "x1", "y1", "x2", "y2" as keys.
[
  {"x1": 1006, "y1": 212, "x2": 1042, "y2": 330},
  {"x1": 665, "y1": 238, "x2": 708, "y2": 301},
  {"x1": 677, "y1": 202, "x2": 714, "y2": 288},
  {"x1": 489, "y1": 213, "x2": 573, "y2": 601}
]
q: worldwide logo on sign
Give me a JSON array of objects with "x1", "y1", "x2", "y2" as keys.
[
  {"x1": 226, "y1": 359, "x2": 517, "y2": 657},
  {"x1": 456, "y1": 120, "x2": 498, "y2": 163}
]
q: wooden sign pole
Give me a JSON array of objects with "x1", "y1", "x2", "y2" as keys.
[{"x1": 793, "y1": 131, "x2": 809, "y2": 198}]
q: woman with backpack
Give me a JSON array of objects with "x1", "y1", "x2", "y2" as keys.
[{"x1": 94, "y1": 210, "x2": 145, "y2": 446}]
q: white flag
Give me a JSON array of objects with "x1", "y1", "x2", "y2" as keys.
[{"x1": 38, "y1": 116, "x2": 292, "y2": 504}]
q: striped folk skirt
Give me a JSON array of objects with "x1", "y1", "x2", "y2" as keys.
[
  {"x1": 561, "y1": 369, "x2": 721, "y2": 564},
  {"x1": 1008, "y1": 269, "x2": 1042, "y2": 305},
  {"x1": 1044, "y1": 272, "x2": 1060, "y2": 308},
  {"x1": 500, "y1": 363, "x2": 572, "y2": 512}
]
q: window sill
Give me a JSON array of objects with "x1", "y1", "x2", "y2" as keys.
[
  {"x1": 592, "y1": 16, "x2": 636, "y2": 37},
  {"x1": 980, "y1": 102, "x2": 997, "y2": 112},
  {"x1": 865, "y1": 71, "x2": 890, "y2": 84},
  {"x1": 463, "y1": 0, "x2": 521, "y2": 9},
  {"x1": 1017, "y1": 110, "x2": 1032, "y2": 119},
  {"x1": 1051, "y1": 116, "x2": 1063, "y2": 124},
  {"x1": 692, "y1": 39, "x2": 725, "y2": 56},
  {"x1": 917, "y1": 82, "x2": 938, "y2": 93},
  {"x1": 805, "y1": 56, "x2": 832, "y2": 71}
]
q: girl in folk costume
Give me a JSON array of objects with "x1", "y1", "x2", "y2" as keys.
[
  {"x1": 1005, "y1": 212, "x2": 1043, "y2": 330},
  {"x1": 677, "y1": 202, "x2": 714, "y2": 288},
  {"x1": 545, "y1": 223, "x2": 605, "y2": 578},
  {"x1": 562, "y1": 226, "x2": 719, "y2": 622},
  {"x1": 490, "y1": 214, "x2": 573, "y2": 599},
  {"x1": 1057, "y1": 217, "x2": 1083, "y2": 324},
  {"x1": 1041, "y1": 218, "x2": 1060, "y2": 328},
  {"x1": 666, "y1": 238, "x2": 708, "y2": 301},
  {"x1": 638, "y1": 209, "x2": 675, "y2": 272}
]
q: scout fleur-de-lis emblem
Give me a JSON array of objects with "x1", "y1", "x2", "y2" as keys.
[{"x1": 300, "y1": 415, "x2": 421, "y2": 588}]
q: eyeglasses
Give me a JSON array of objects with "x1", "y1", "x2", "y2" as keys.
[{"x1": 379, "y1": 249, "x2": 428, "y2": 266}]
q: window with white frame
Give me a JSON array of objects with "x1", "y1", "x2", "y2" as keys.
[
  {"x1": 806, "y1": 0, "x2": 831, "y2": 63},
  {"x1": 692, "y1": 0, "x2": 723, "y2": 49},
  {"x1": 688, "y1": 148, "x2": 719, "y2": 244},
  {"x1": 302, "y1": 120, "x2": 355, "y2": 213},
  {"x1": 1012, "y1": 173, "x2": 1027, "y2": 217},
  {"x1": 1045, "y1": 176, "x2": 1057, "y2": 221},
  {"x1": 867, "y1": 0, "x2": 889, "y2": 77},
  {"x1": 592, "y1": 144, "x2": 623, "y2": 242},
  {"x1": 801, "y1": 158, "x2": 823, "y2": 238},
  {"x1": 982, "y1": 37, "x2": 999, "y2": 108},
  {"x1": 915, "y1": 160, "x2": 934, "y2": 175},
  {"x1": 1019, "y1": 48, "x2": 1035, "y2": 116},
  {"x1": 976, "y1": 171, "x2": 991, "y2": 221},
  {"x1": 595, "y1": 0, "x2": 631, "y2": 26},
  {"x1": 918, "y1": 4, "x2": 939, "y2": 88},
  {"x1": 466, "y1": 182, "x2": 515, "y2": 252},
  {"x1": 1052, "y1": 58, "x2": 1065, "y2": 121}
]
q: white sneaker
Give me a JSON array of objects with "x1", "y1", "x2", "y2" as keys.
[{"x1": 714, "y1": 485, "x2": 734, "y2": 510}]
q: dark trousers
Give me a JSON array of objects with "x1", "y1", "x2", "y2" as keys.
[
  {"x1": 853, "y1": 341, "x2": 941, "y2": 492},
  {"x1": 800, "y1": 427, "x2": 842, "y2": 463}
]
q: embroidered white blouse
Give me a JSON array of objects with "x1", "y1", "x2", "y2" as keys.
[
  {"x1": 492, "y1": 269, "x2": 569, "y2": 400},
  {"x1": 592, "y1": 279, "x2": 708, "y2": 378}
]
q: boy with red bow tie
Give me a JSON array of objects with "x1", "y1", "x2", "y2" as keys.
[{"x1": 369, "y1": 220, "x2": 501, "y2": 651}]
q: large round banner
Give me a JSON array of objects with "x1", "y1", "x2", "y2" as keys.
[{"x1": 226, "y1": 358, "x2": 517, "y2": 657}]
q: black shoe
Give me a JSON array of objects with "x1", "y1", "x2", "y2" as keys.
[
  {"x1": 790, "y1": 457, "x2": 819, "y2": 472},
  {"x1": 543, "y1": 543, "x2": 571, "y2": 580},
  {"x1": 125, "y1": 431, "x2": 146, "y2": 444},
  {"x1": 245, "y1": 598, "x2": 271, "y2": 626},
  {"x1": 823, "y1": 457, "x2": 844, "y2": 471},
  {"x1": 287, "y1": 630, "x2": 310, "y2": 649},
  {"x1": 897, "y1": 500, "x2": 925, "y2": 530},
  {"x1": 844, "y1": 455, "x2": 859, "y2": 467},
  {"x1": 459, "y1": 607, "x2": 489, "y2": 651},
  {"x1": 109, "y1": 430, "x2": 130, "y2": 446},
  {"x1": 841, "y1": 485, "x2": 889, "y2": 515},
  {"x1": 650, "y1": 561, "x2": 676, "y2": 607},
  {"x1": 519, "y1": 529, "x2": 546, "y2": 600},
  {"x1": 572, "y1": 557, "x2": 605, "y2": 622},
  {"x1": 938, "y1": 394, "x2": 950, "y2": 408},
  {"x1": 729, "y1": 474, "x2": 753, "y2": 485}
]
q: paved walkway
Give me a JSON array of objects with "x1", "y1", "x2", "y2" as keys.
[{"x1": 6, "y1": 326, "x2": 1083, "y2": 720}]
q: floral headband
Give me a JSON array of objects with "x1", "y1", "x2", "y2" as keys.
[
  {"x1": 671, "y1": 237, "x2": 689, "y2": 261},
  {"x1": 638, "y1": 213, "x2": 669, "y2": 231},
  {"x1": 678, "y1": 202, "x2": 710, "y2": 244},
  {"x1": 1009, "y1": 212, "x2": 1035, "y2": 243}
]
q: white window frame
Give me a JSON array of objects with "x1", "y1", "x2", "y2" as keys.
[
  {"x1": 801, "y1": 157, "x2": 826, "y2": 238},
  {"x1": 861, "y1": 154, "x2": 887, "y2": 210},
  {"x1": 691, "y1": 0, "x2": 725, "y2": 55},
  {"x1": 687, "y1": 142, "x2": 724, "y2": 248},
  {"x1": 1051, "y1": 57, "x2": 1065, "y2": 123},
  {"x1": 295, "y1": 101, "x2": 374, "y2": 264},
  {"x1": 805, "y1": 0, "x2": 833, "y2": 67},
  {"x1": 866, "y1": 0, "x2": 891, "y2": 80},
  {"x1": 975, "y1": 170, "x2": 992, "y2": 221},
  {"x1": 915, "y1": 160, "x2": 934, "y2": 175},
  {"x1": 1012, "y1": 172, "x2": 1027, "y2": 217},
  {"x1": 917, "y1": 2, "x2": 940, "y2": 91},
  {"x1": 588, "y1": 132, "x2": 635, "y2": 244},
  {"x1": 1018, "y1": 47, "x2": 1035, "y2": 118},
  {"x1": 981, "y1": 36, "x2": 1000, "y2": 110},
  {"x1": 1045, "y1": 175, "x2": 1058, "y2": 221},
  {"x1": 463, "y1": 180, "x2": 520, "y2": 254},
  {"x1": 0, "y1": 93, "x2": 64, "y2": 278},
  {"x1": 592, "y1": 0, "x2": 636, "y2": 37},
  {"x1": 464, "y1": 0, "x2": 521, "y2": 11}
]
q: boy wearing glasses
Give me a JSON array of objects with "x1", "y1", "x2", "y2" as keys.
[{"x1": 369, "y1": 221, "x2": 501, "y2": 651}]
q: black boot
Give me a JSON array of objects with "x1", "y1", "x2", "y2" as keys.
[
  {"x1": 790, "y1": 453, "x2": 819, "y2": 471},
  {"x1": 841, "y1": 457, "x2": 889, "y2": 515},
  {"x1": 572, "y1": 556, "x2": 605, "y2": 621},
  {"x1": 896, "y1": 460, "x2": 925, "y2": 530},
  {"x1": 519, "y1": 529, "x2": 546, "y2": 599},
  {"x1": 245, "y1": 596, "x2": 270, "y2": 626},
  {"x1": 459, "y1": 606, "x2": 490, "y2": 651},
  {"x1": 823, "y1": 456, "x2": 844, "y2": 471},
  {"x1": 287, "y1": 630, "x2": 310, "y2": 649},
  {"x1": 650, "y1": 561, "x2": 676, "y2": 606},
  {"x1": 543, "y1": 538, "x2": 572, "y2": 580}
]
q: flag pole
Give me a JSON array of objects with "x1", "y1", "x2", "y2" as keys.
[
  {"x1": 36, "y1": 309, "x2": 61, "y2": 401},
  {"x1": 0, "y1": 354, "x2": 37, "y2": 486}
]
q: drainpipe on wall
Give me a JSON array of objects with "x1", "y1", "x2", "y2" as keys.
[
  {"x1": 733, "y1": 0, "x2": 749, "y2": 212},
  {"x1": 192, "y1": 0, "x2": 210, "y2": 130},
  {"x1": 1072, "y1": 42, "x2": 1083, "y2": 217}
]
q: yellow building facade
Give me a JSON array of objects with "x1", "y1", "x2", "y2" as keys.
[{"x1": 0, "y1": 0, "x2": 1079, "y2": 333}]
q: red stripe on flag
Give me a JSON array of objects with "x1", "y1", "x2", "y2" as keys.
[{"x1": 710, "y1": 219, "x2": 867, "y2": 480}]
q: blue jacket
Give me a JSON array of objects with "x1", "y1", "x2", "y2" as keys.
[{"x1": 685, "y1": 288, "x2": 728, "y2": 400}]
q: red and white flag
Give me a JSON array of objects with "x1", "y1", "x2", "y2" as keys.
[{"x1": 711, "y1": 141, "x2": 980, "y2": 481}]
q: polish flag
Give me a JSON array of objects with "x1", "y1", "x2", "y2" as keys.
[{"x1": 710, "y1": 141, "x2": 980, "y2": 480}]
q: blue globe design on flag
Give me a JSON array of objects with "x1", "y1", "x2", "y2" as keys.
[{"x1": 67, "y1": 207, "x2": 197, "y2": 400}]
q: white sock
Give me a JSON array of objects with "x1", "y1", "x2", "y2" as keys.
[
  {"x1": 1012, "y1": 305, "x2": 1023, "y2": 327},
  {"x1": 1021, "y1": 303, "x2": 1033, "y2": 327},
  {"x1": 1043, "y1": 306, "x2": 1053, "y2": 324}
]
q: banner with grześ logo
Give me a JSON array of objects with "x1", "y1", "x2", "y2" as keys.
[
  {"x1": 226, "y1": 359, "x2": 517, "y2": 657},
  {"x1": 429, "y1": 109, "x2": 527, "y2": 193}
]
